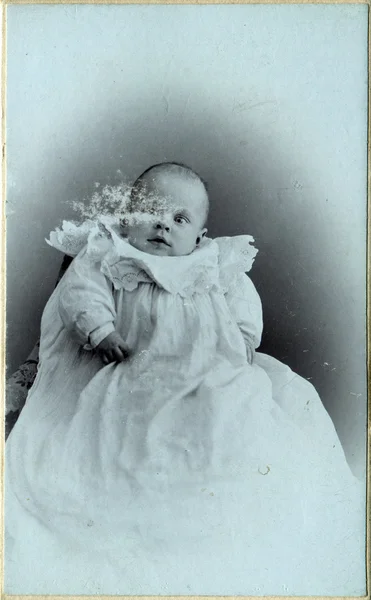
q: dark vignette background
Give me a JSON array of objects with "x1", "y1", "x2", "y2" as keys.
[{"x1": 5, "y1": 4, "x2": 368, "y2": 476}]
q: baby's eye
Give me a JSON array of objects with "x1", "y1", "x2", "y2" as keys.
[{"x1": 174, "y1": 215, "x2": 187, "y2": 224}]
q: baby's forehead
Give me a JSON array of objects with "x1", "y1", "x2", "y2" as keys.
[
  {"x1": 147, "y1": 169, "x2": 206, "y2": 195},
  {"x1": 136, "y1": 169, "x2": 209, "y2": 220},
  {"x1": 142, "y1": 169, "x2": 196, "y2": 192}
]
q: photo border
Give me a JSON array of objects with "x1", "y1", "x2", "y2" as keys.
[{"x1": 0, "y1": 1, "x2": 369, "y2": 599}]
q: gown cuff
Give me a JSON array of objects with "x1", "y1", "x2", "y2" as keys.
[{"x1": 84, "y1": 322, "x2": 116, "y2": 350}]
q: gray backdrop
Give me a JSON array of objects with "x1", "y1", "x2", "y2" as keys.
[{"x1": 6, "y1": 4, "x2": 368, "y2": 475}]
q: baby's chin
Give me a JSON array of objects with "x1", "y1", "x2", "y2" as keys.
[{"x1": 144, "y1": 245, "x2": 174, "y2": 256}]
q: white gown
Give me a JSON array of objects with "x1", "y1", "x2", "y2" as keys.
[{"x1": 5, "y1": 219, "x2": 366, "y2": 595}]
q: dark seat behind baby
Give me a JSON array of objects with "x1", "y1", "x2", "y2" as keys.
[{"x1": 5, "y1": 255, "x2": 74, "y2": 439}]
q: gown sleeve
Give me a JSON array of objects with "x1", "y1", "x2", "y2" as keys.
[
  {"x1": 224, "y1": 272, "x2": 263, "y2": 350},
  {"x1": 58, "y1": 247, "x2": 116, "y2": 348}
]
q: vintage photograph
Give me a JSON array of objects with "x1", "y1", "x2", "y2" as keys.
[{"x1": 3, "y1": 3, "x2": 368, "y2": 596}]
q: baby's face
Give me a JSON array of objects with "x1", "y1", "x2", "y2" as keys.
[{"x1": 122, "y1": 171, "x2": 208, "y2": 257}]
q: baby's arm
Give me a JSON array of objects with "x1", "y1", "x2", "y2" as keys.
[
  {"x1": 58, "y1": 248, "x2": 129, "y2": 362},
  {"x1": 224, "y1": 272, "x2": 263, "y2": 364}
]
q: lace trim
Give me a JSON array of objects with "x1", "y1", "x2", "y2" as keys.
[
  {"x1": 180, "y1": 264, "x2": 220, "y2": 297},
  {"x1": 46, "y1": 218, "x2": 258, "y2": 296},
  {"x1": 46, "y1": 217, "x2": 118, "y2": 257},
  {"x1": 101, "y1": 255, "x2": 220, "y2": 296},
  {"x1": 101, "y1": 262, "x2": 153, "y2": 291},
  {"x1": 216, "y1": 235, "x2": 258, "y2": 292}
]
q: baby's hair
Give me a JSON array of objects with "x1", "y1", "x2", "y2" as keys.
[
  {"x1": 128, "y1": 162, "x2": 210, "y2": 225},
  {"x1": 130, "y1": 162, "x2": 208, "y2": 197}
]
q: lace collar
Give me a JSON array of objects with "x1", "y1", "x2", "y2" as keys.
[{"x1": 46, "y1": 217, "x2": 258, "y2": 296}]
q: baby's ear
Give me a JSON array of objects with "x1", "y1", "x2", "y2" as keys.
[{"x1": 196, "y1": 228, "x2": 208, "y2": 245}]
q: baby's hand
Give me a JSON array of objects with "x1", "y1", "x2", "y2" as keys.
[{"x1": 96, "y1": 332, "x2": 130, "y2": 364}]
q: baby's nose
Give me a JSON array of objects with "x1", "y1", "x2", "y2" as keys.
[{"x1": 155, "y1": 221, "x2": 170, "y2": 232}]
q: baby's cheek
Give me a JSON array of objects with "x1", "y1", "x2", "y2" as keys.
[{"x1": 176, "y1": 234, "x2": 198, "y2": 255}]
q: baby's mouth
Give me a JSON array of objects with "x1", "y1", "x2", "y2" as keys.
[{"x1": 148, "y1": 237, "x2": 171, "y2": 247}]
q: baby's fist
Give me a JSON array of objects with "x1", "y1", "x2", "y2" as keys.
[{"x1": 96, "y1": 331, "x2": 130, "y2": 364}]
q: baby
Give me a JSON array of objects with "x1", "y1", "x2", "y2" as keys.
[
  {"x1": 97, "y1": 162, "x2": 251, "y2": 364},
  {"x1": 5, "y1": 161, "x2": 363, "y2": 596}
]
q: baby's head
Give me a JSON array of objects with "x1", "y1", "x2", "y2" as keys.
[{"x1": 121, "y1": 162, "x2": 209, "y2": 257}]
